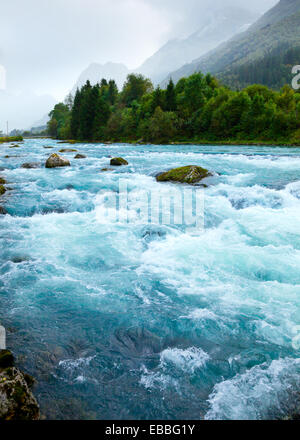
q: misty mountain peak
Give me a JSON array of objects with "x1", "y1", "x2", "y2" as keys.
[
  {"x1": 135, "y1": 6, "x2": 259, "y2": 85},
  {"x1": 72, "y1": 62, "x2": 129, "y2": 93}
]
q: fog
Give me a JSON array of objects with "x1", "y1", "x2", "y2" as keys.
[{"x1": 0, "y1": 0, "x2": 277, "y2": 131}]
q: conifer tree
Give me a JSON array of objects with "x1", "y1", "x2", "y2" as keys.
[
  {"x1": 165, "y1": 79, "x2": 176, "y2": 111},
  {"x1": 107, "y1": 80, "x2": 118, "y2": 105},
  {"x1": 70, "y1": 89, "x2": 82, "y2": 139}
]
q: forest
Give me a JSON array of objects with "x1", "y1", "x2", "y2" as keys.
[
  {"x1": 220, "y1": 44, "x2": 300, "y2": 91},
  {"x1": 47, "y1": 72, "x2": 300, "y2": 145}
]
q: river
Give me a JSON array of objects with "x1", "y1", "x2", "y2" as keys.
[{"x1": 0, "y1": 139, "x2": 299, "y2": 419}]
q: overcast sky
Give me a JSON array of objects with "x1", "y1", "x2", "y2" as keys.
[{"x1": 0, "y1": 0, "x2": 277, "y2": 130}]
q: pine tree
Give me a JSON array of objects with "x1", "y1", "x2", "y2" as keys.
[
  {"x1": 107, "y1": 80, "x2": 118, "y2": 105},
  {"x1": 70, "y1": 89, "x2": 82, "y2": 139},
  {"x1": 78, "y1": 83, "x2": 97, "y2": 140},
  {"x1": 165, "y1": 79, "x2": 176, "y2": 111},
  {"x1": 93, "y1": 95, "x2": 111, "y2": 140},
  {"x1": 100, "y1": 78, "x2": 108, "y2": 88},
  {"x1": 151, "y1": 86, "x2": 164, "y2": 113}
]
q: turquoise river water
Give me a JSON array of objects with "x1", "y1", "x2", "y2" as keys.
[{"x1": 0, "y1": 139, "x2": 300, "y2": 420}]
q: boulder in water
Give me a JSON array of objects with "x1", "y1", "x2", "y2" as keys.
[
  {"x1": 45, "y1": 154, "x2": 70, "y2": 169},
  {"x1": 156, "y1": 165, "x2": 212, "y2": 185},
  {"x1": 21, "y1": 163, "x2": 40, "y2": 169},
  {"x1": 110, "y1": 157, "x2": 128, "y2": 166},
  {"x1": 74, "y1": 154, "x2": 86, "y2": 159},
  {"x1": 0, "y1": 185, "x2": 6, "y2": 195},
  {"x1": 0, "y1": 206, "x2": 7, "y2": 215},
  {"x1": 0, "y1": 364, "x2": 40, "y2": 420},
  {"x1": 59, "y1": 149, "x2": 77, "y2": 153},
  {"x1": 0, "y1": 177, "x2": 6, "y2": 185}
]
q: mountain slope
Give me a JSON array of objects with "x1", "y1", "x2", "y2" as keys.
[
  {"x1": 163, "y1": 0, "x2": 300, "y2": 89},
  {"x1": 71, "y1": 62, "x2": 129, "y2": 94},
  {"x1": 136, "y1": 6, "x2": 258, "y2": 85}
]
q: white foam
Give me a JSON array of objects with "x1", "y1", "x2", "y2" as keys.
[
  {"x1": 205, "y1": 358, "x2": 300, "y2": 420},
  {"x1": 160, "y1": 347, "x2": 210, "y2": 373},
  {"x1": 58, "y1": 355, "x2": 95, "y2": 371}
]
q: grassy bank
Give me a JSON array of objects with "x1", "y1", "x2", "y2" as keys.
[
  {"x1": 0, "y1": 136, "x2": 23, "y2": 143},
  {"x1": 57, "y1": 138, "x2": 300, "y2": 147}
]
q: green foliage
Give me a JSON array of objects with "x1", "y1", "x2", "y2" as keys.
[
  {"x1": 47, "y1": 102, "x2": 70, "y2": 139},
  {"x1": 0, "y1": 136, "x2": 23, "y2": 143},
  {"x1": 220, "y1": 44, "x2": 300, "y2": 91},
  {"x1": 145, "y1": 107, "x2": 179, "y2": 144},
  {"x1": 47, "y1": 71, "x2": 300, "y2": 145},
  {"x1": 121, "y1": 74, "x2": 153, "y2": 107},
  {"x1": 165, "y1": 79, "x2": 177, "y2": 111}
]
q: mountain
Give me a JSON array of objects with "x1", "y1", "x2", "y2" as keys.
[
  {"x1": 71, "y1": 62, "x2": 129, "y2": 94},
  {"x1": 163, "y1": 0, "x2": 300, "y2": 89},
  {"x1": 136, "y1": 6, "x2": 258, "y2": 85},
  {"x1": 0, "y1": 89, "x2": 56, "y2": 132},
  {"x1": 30, "y1": 112, "x2": 51, "y2": 130},
  {"x1": 71, "y1": 6, "x2": 258, "y2": 93}
]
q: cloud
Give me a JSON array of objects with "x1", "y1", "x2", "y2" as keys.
[{"x1": 0, "y1": 0, "x2": 277, "y2": 129}]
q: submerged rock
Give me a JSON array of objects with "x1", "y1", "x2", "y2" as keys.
[
  {"x1": 45, "y1": 154, "x2": 70, "y2": 169},
  {"x1": 11, "y1": 256, "x2": 31, "y2": 264},
  {"x1": 0, "y1": 177, "x2": 6, "y2": 185},
  {"x1": 156, "y1": 165, "x2": 212, "y2": 185},
  {"x1": 74, "y1": 154, "x2": 86, "y2": 159},
  {"x1": 9, "y1": 144, "x2": 21, "y2": 149},
  {"x1": 0, "y1": 206, "x2": 7, "y2": 215},
  {"x1": 110, "y1": 157, "x2": 128, "y2": 166},
  {"x1": 43, "y1": 146, "x2": 53, "y2": 149},
  {"x1": 65, "y1": 184, "x2": 74, "y2": 190},
  {"x1": 59, "y1": 148, "x2": 77, "y2": 153},
  {"x1": 101, "y1": 168, "x2": 114, "y2": 172},
  {"x1": 21, "y1": 163, "x2": 40, "y2": 169},
  {"x1": 0, "y1": 185, "x2": 6, "y2": 195}
]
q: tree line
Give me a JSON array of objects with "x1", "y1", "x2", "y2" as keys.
[{"x1": 47, "y1": 72, "x2": 300, "y2": 144}]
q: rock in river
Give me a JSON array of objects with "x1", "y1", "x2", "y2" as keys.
[
  {"x1": 156, "y1": 165, "x2": 212, "y2": 185},
  {"x1": 74, "y1": 154, "x2": 86, "y2": 159},
  {"x1": 0, "y1": 185, "x2": 6, "y2": 195},
  {"x1": 21, "y1": 163, "x2": 40, "y2": 169},
  {"x1": 0, "y1": 350, "x2": 40, "y2": 420},
  {"x1": 45, "y1": 154, "x2": 70, "y2": 169},
  {"x1": 110, "y1": 157, "x2": 128, "y2": 166},
  {"x1": 59, "y1": 149, "x2": 77, "y2": 153}
]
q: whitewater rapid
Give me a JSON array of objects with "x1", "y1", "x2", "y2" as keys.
[{"x1": 0, "y1": 139, "x2": 299, "y2": 419}]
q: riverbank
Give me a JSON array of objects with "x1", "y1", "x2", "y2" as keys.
[
  {"x1": 0, "y1": 136, "x2": 23, "y2": 144},
  {"x1": 53, "y1": 138, "x2": 300, "y2": 147}
]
